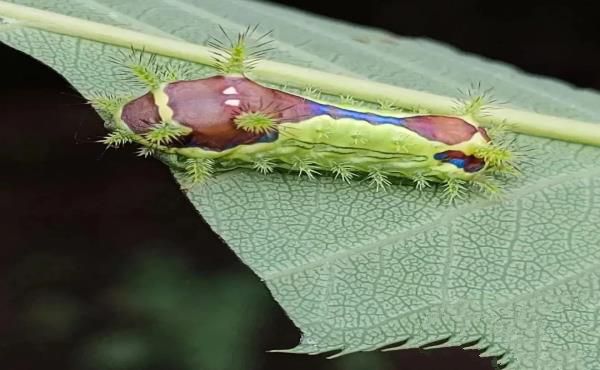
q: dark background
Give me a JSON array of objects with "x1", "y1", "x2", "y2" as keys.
[{"x1": 1, "y1": 1, "x2": 598, "y2": 370}]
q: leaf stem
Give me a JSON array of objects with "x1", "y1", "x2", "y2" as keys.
[{"x1": 1, "y1": 1, "x2": 600, "y2": 146}]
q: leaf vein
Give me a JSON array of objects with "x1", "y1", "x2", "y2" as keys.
[{"x1": 264, "y1": 166, "x2": 600, "y2": 280}]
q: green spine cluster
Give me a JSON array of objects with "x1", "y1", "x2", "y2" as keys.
[{"x1": 207, "y1": 25, "x2": 274, "y2": 75}]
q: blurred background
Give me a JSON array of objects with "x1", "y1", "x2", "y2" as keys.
[{"x1": 1, "y1": 1, "x2": 599, "y2": 370}]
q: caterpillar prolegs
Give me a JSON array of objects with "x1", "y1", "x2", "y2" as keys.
[{"x1": 94, "y1": 27, "x2": 519, "y2": 202}]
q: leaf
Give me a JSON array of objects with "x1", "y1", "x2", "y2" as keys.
[{"x1": 1, "y1": 1, "x2": 599, "y2": 369}]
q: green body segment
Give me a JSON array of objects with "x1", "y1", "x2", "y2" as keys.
[{"x1": 173, "y1": 114, "x2": 489, "y2": 181}]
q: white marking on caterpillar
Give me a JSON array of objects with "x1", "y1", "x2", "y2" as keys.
[
  {"x1": 224, "y1": 99, "x2": 241, "y2": 107},
  {"x1": 222, "y1": 86, "x2": 238, "y2": 95}
]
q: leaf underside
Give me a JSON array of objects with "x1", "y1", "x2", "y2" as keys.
[{"x1": 1, "y1": 0, "x2": 600, "y2": 369}]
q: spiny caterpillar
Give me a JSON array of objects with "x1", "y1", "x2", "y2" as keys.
[{"x1": 93, "y1": 26, "x2": 519, "y2": 202}]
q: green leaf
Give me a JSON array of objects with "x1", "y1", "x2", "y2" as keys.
[{"x1": 1, "y1": 1, "x2": 599, "y2": 369}]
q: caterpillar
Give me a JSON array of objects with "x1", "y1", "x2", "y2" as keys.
[{"x1": 93, "y1": 26, "x2": 519, "y2": 202}]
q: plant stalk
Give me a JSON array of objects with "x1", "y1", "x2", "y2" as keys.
[{"x1": 1, "y1": 1, "x2": 599, "y2": 146}]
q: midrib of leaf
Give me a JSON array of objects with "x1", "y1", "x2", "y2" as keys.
[
  {"x1": 76, "y1": 0, "x2": 358, "y2": 77},
  {"x1": 263, "y1": 165, "x2": 600, "y2": 280},
  {"x1": 230, "y1": 0, "x2": 598, "y2": 118},
  {"x1": 1, "y1": 0, "x2": 600, "y2": 146}
]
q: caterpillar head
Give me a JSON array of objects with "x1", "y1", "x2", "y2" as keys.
[{"x1": 116, "y1": 91, "x2": 162, "y2": 134}]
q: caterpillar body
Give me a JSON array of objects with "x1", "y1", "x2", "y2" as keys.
[{"x1": 96, "y1": 27, "x2": 517, "y2": 201}]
